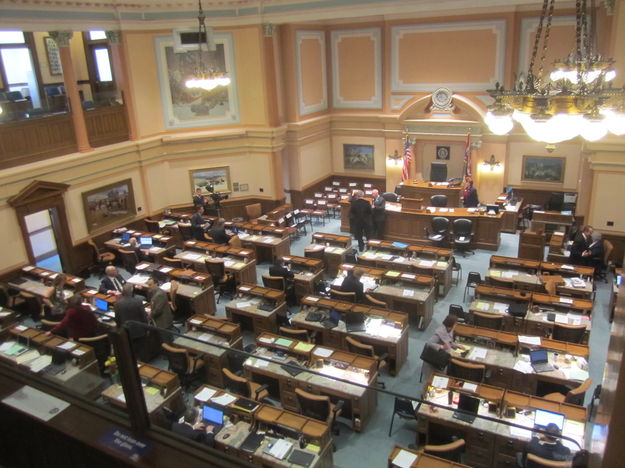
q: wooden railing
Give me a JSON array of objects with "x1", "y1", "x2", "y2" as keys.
[{"x1": 84, "y1": 104, "x2": 129, "y2": 147}]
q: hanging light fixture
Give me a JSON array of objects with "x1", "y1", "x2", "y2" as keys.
[
  {"x1": 185, "y1": 0, "x2": 231, "y2": 91},
  {"x1": 485, "y1": 0, "x2": 625, "y2": 143}
]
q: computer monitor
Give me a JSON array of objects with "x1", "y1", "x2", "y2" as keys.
[
  {"x1": 121, "y1": 232, "x2": 131, "y2": 243},
  {"x1": 139, "y1": 236, "x2": 153, "y2": 247},
  {"x1": 95, "y1": 298, "x2": 109, "y2": 311},
  {"x1": 529, "y1": 349, "x2": 549, "y2": 364},
  {"x1": 534, "y1": 409, "x2": 565, "y2": 430},
  {"x1": 486, "y1": 204, "x2": 500, "y2": 215},
  {"x1": 430, "y1": 162, "x2": 448, "y2": 182},
  {"x1": 457, "y1": 393, "x2": 480, "y2": 415}
]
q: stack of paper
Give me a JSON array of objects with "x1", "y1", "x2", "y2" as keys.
[
  {"x1": 468, "y1": 347, "x2": 487, "y2": 360},
  {"x1": 518, "y1": 335, "x2": 542, "y2": 346},
  {"x1": 210, "y1": 393, "x2": 236, "y2": 406},
  {"x1": 391, "y1": 449, "x2": 418, "y2": 468},
  {"x1": 268, "y1": 439, "x2": 293, "y2": 460}
]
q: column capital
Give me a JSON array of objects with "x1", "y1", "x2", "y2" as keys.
[
  {"x1": 48, "y1": 31, "x2": 73, "y2": 47},
  {"x1": 262, "y1": 23, "x2": 275, "y2": 37},
  {"x1": 105, "y1": 30, "x2": 122, "y2": 45}
]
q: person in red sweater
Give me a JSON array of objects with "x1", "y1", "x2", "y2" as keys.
[{"x1": 47, "y1": 294, "x2": 99, "y2": 339}]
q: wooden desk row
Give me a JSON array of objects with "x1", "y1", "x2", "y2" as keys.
[
  {"x1": 490, "y1": 256, "x2": 594, "y2": 279},
  {"x1": 388, "y1": 445, "x2": 471, "y2": 468},
  {"x1": 395, "y1": 181, "x2": 464, "y2": 207},
  {"x1": 176, "y1": 241, "x2": 258, "y2": 284},
  {"x1": 281, "y1": 255, "x2": 325, "y2": 300},
  {"x1": 225, "y1": 284, "x2": 287, "y2": 335}
]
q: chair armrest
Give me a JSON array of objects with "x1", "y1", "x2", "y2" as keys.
[
  {"x1": 254, "y1": 384, "x2": 270, "y2": 400},
  {"x1": 333, "y1": 399, "x2": 345, "y2": 416},
  {"x1": 378, "y1": 352, "x2": 389, "y2": 363}
]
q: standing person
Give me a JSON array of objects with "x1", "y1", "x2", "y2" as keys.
[
  {"x1": 99, "y1": 266, "x2": 126, "y2": 295},
  {"x1": 523, "y1": 423, "x2": 571, "y2": 467},
  {"x1": 47, "y1": 294, "x2": 98, "y2": 339},
  {"x1": 371, "y1": 188, "x2": 386, "y2": 239},
  {"x1": 43, "y1": 274, "x2": 67, "y2": 319},
  {"x1": 570, "y1": 225, "x2": 593, "y2": 265},
  {"x1": 462, "y1": 178, "x2": 479, "y2": 208},
  {"x1": 269, "y1": 258, "x2": 296, "y2": 305},
  {"x1": 192, "y1": 188, "x2": 205, "y2": 208},
  {"x1": 191, "y1": 205, "x2": 209, "y2": 241},
  {"x1": 114, "y1": 284, "x2": 148, "y2": 359},
  {"x1": 349, "y1": 190, "x2": 372, "y2": 252},
  {"x1": 146, "y1": 276, "x2": 174, "y2": 344},
  {"x1": 421, "y1": 314, "x2": 461, "y2": 383}
]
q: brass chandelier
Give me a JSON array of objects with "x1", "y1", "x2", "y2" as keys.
[{"x1": 485, "y1": 0, "x2": 625, "y2": 143}]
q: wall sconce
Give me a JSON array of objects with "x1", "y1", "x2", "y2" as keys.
[
  {"x1": 479, "y1": 154, "x2": 503, "y2": 173},
  {"x1": 386, "y1": 149, "x2": 402, "y2": 167}
]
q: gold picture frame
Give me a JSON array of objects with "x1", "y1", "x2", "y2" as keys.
[
  {"x1": 44, "y1": 36, "x2": 63, "y2": 75},
  {"x1": 521, "y1": 155, "x2": 566, "y2": 183},
  {"x1": 190, "y1": 166, "x2": 231, "y2": 194},
  {"x1": 82, "y1": 179, "x2": 136, "y2": 232}
]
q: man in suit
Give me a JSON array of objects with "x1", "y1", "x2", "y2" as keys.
[
  {"x1": 99, "y1": 266, "x2": 126, "y2": 295},
  {"x1": 146, "y1": 276, "x2": 174, "y2": 344},
  {"x1": 171, "y1": 408, "x2": 215, "y2": 445},
  {"x1": 192, "y1": 188, "x2": 205, "y2": 208},
  {"x1": 340, "y1": 269, "x2": 365, "y2": 302},
  {"x1": 371, "y1": 188, "x2": 386, "y2": 239},
  {"x1": 269, "y1": 258, "x2": 296, "y2": 305},
  {"x1": 570, "y1": 225, "x2": 593, "y2": 265},
  {"x1": 207, "y1": 218, "x2": 232, "y2": 245},
  {"x1": 462, "y1": 178, "x2": 479, "y2": 208},
  {"x1": 114, "y1": 284, "x2": 148, "y2": 359},
  {"x1": 522, "y1": 423, "x2": 571, "y2": 467},
  {"x1": 349, "y1": 190, "x2": 372, "y2": 251},
  {"x1": 191, "y1": 205, "x2": 209, "y2": 241}
]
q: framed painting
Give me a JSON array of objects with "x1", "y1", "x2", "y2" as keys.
[
  {"x1": 44, "y1": 36, "x2": 62, "y2": 75},
  {"x1": 190, "y1": 167, "x2": 231, "y2": 194},
  {"x1": 344, "y1": 144, "x2": 375, "y2": 171},
  {"x1": 521, "y1": 156, "x2": 565, "y2": 183},
  {"x1": 82, "y1": 179, "x2": 136, "y2": 232},
  {"x1": 154, "y1": 33, "x2": 239, "y2": 129}
]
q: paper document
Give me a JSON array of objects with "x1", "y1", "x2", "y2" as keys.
[
  {"x1": 392, "y1": 449, "x2": 418, "y2": 468},
  {"x1": 16, "y1": 350, "x2": 40, "y2": 364},
  {"x1": 294, "y1": 342, "x2": 315, "y2": 352},
  {"x1": 195, "y1": 387, "x2": 217, "y2": 402},
  {"x1": 509, "y1": 426, "x2": 533, "y2": 439},
  {"x1": 555, "y1": 314, "x2": 569, "y2": 324},
  {"x1": 493, "y1": 302, "x2": 509, "y2": 313},
  {"x1": 313, "y1": 347, "x2": 333, "y2": 358},
  {"x1": 305, "y1": 296, "x2": 319, "y2": 302},
  {"x1": 474, "y1": 301, "x2": 490, "y2": 311},
  {"x1": 29, "y1": 355, "x2": 52, "y2": 373},
  {"x1": 402, "y1": 289, "x2": 415, "y2": 297},
  {"x1": 210, "y1": 393, "x2": 237, "y2": 406},
  {"x1": 518, "y1": 335, "x2": 542, "y2": 346},
  {"x1": 57, "y1": 341, "x2": 76, "y2": 350},
  {"x1": 513, "y1": 359, "x2": 534, "y2": 374},
  {"x1": 431, "y1": 376, "x2": 449, "y2": 389},
  {"x1": 419, "y1": 260, "x2": 435, "y2": 267},
  {"x1": 559, "y1": 297, "x2": 574, "y2": 304},
  {"x1": 0, "y1": 341, "x2": 14, "y2": 353},
  {"x1": 468, "y1": 347, "x2": 487, "y2": 360},
  {"x1": 268, "y1": 439, "x2": 293, "y2": 460},
  {"x1": 463, "y1": 382, "x2": 478, "y2": 392},
  {"x1": 258, "y1": 336, "x2": 275, "y2": 344}
]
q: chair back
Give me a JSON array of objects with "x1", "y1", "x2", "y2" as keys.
[
  {"x1": 178, "y1": 223, "x2": 195, "y2": 241},
  {"x1": 304, "y1": 247, "x2": 325, "y2": 262},
  {"x1": 162, "y1": 257, "x2": 183, "y2": 269},
  {"x1": 279, "y1": 327, "x2": 310, "y2": 342},
  {"x1": 472, "y1": 311, "x2": 503, "y2": 330},
  {"x1": 162, "y1": 343, "x2": 189, "y2": 376},
  {"x1": 245, "y1": 203, "x2": 262, "y2": 220},
  {"x1": 78, "y1": 334, "x2": 110, "y2": 372},
  {"x1": 364, "y1": 293, "x2": 387, "y2": 308},
  {"x1": 87, "y1": 238, "x2": 101, "y2": 260},
  {"x1": 430, "y1": 195, "x2": 448, "y2": 207},
  {"x1": 565, "y1": 377, "x2": 592, "y2": 406},
  {"x1": 430, "y1": 161, "x2": 447, "y2": 182},
  {"x1": 262, "y1": 275, "x2": 286, "y2": 291},
  {"x1": 447, "y1": 358, "x2": 485, "y2": 382},
  {"x1": 206, "y1": 259, "x2": 226, "y2": 280},
  {"x1": 552, "y1": 323, "x2": 586, "y2": 344},
  {"x1": 466, "y1": 271, "x2": 482, "y2": 287},
  {"x1": 393, "y1": 397, "x2": 417, "y2": 418},
  {"x1": 525, "y1": 453, "x2": 572, "y2": 467},
  {"x1": 145, "y1": 218, "x2": 160, "y2": 234},
  {"x1": 228, "y1": 235, "x2": 242, "y2": 248},
  {"x1": 423, "y1": 438, "x2": 466, "y2": 462},
  {"x1": 453, "y1": 218, "x2": 473, "y2": 236},
  {"x1": 222, "y1": 367, "x2": 250, "y2": 396},
  {"x1": 40, "y1": 319, "x2": 61, "y2": 332},
  {"x1": 431, "y1": 216, "x2": 450, "y2": 234},
  {"x1": 118, "y1": 249, "x2": 138, "y2": 273},
  {"x1": 295, "y1": 388, "x2": 331, "y2": 422},
  {"x1": 330, "y1": 289, "x2": 356, "y2": 302},
  {"x1": 603, "y1": 239, "x2": 614, "y2": 264},
  {"x1": 382, "y1": 192, "x2": 398, "y2": 202},
  {"x1": 345, "y1": 336, "x2": 374, "y2": 357},
  {"x1": 448, "y1": 304, "x2": 467, "y2": 322}
]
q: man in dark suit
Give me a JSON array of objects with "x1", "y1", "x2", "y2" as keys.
[
  {"x1": 171, "y1": 408, "x2": 215, "y2": 445},
  {"x1": 462, "y1": 178, "x2": 479, "y2": 208},
  {"x1": 570, "y1": 225, "x2": 593, "y2": 265},
  {"x1": 371, "y1": 188, "x2": 386, "y2": 239},
  {"x1": 114, "y1": 284, "x2": 148, "y2": 359},
  {"x1": 146, "y1": 276, "x2": 174, "y2": 343},
  {"x1": 349, "y1": 190, "x2": 372, "y2": 251},
  {"x1": 207, "y1": 218, "x2": 232, "y2": 245},
  {"x1": 522, "y1": 423, "x2": 571, "y2": 467},
  {"x1": 191, "y1": 205, "x2": 209, "y2": 241},
  {"x1": 192, "y1": 188, "x2": 205, "y2": 208},
  {"x1": 340, "y1": 269, "x2": 365, "y2": 302},
  {"x1": 99, "y1": 266, "x2": 126, "y2": 295},
  {"x1": 269, "y1": 258, "x2": 296, "y2": 305}
]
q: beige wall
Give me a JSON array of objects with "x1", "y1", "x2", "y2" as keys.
[
  {"x1": 299, "y1": 138, "x2": 333, "y2": 187},
  {"x1": 589, "y1": 171, "x2": 625, "y2": 233},
  {"x1": 419, "y1": 140, "x2": 466, "y2": 181}
]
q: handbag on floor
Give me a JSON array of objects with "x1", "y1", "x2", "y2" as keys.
[{"x1": 420, "y1": 343, "x2": 450, "y2": 371}]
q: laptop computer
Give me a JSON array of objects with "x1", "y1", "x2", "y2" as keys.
[
  {"x1": 288, "y1": 449, "x2": 315, "y2": 468},
  {"x1": 321, "y1": 308, "x2": 341, "y2": 329},
  {"x1": 44, "y1": 348, "x2": 68, "y2": 376},
  {"x1": 121, "y1": 232, "x2": 131, "y2": 243},
  {"x1": 529, "y1": 349, "x2": 554, "y2": 373},
  {"x1": 95, "y1": 298, "x2": 109, "y2": 312},
  {"x1": 139, "y1": 236, "x2": 153, "y2": 248},
  {"x1": 305, "y1": 311, "x2": 323, "y2": 322},
  {"x1": 452, "y1": 393, "x2": 480, "y2": 424},
  {"x1": 202, "y1": 405, "x2": 224, "y2": 433},
  {"x1": 345, "y1": 311, "x2": 366, "y2": 333},
  {"x1": 534, "y1": 409, "x2": 565, "y2": 431}
]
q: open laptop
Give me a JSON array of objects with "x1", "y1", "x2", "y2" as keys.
[
  {"x1": 529, "y1": 349, "x2": 554, "y2": 373},
  {"x1": 452, "y1": 393, "x2": 480, "y2": 424},
  {"x1": 321, "y1": 308, "x2": 341, "y2": 329},
  {"x1": 44, "y1": 348, "x2": 69, "y2": 376},
  {"x1": 345, "y1": 311, "x2": 366, "y2": 333},
  {"x1": 95, "y1": 298, "x2": 109, "y2": 312},
  {"x1": 534, "y1": 409, "x2": 565, "y2": 431},
  {"x1": 202, "y1": 405, "x2": 224, "y2": 433},
  {"x1": 139, "y1": 236, "x2": 153, "y2": 248},
  {"x1": 121, "y1": 232, "x2": 131, "y2": 243}
]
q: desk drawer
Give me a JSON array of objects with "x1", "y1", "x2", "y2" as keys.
[
  {"x1": 495, "y1": 452, "x2": 520, "y2": 468},
  {"x1": 495, "y1": 435, "x2": 526, "y2": 457},
  {"x1": 465, "y1": 450, "x2": 492, "y2": 468},
  {"x1": 281, "y1": 390, "x2": 299, "y2": 412},
  {"x1": 467, "y1": 429, "x2": 495, "y2": 450},
  {"x1": 281, "y1": 377, "x2": 298, "y2": 393},
  {"x1": 487, "y1": 366, "x2": 514, "y2": 389}
]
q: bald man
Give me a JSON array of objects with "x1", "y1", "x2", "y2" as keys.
[{"x1": 99, "y1": 265, "x2": 126, "y2": 295}]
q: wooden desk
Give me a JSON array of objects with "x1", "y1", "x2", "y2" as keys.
[
  {"x1": 388, "y1": 445, "x2": 471, "y2": 468},
  {"x1": 490, "y1": 256, "x2": 540, "y2": 274},
  {"x1": 225, "y1": 284, "x2": 287, "y2": 335},
  {"x1": 540, "y1": 261, "x2": 594, "y2": 279},
  {"x1": 311, "y1": 232, "x2": 352, "y2": 276},
  {"x1": 281, "y1": 255, "x2": 324, "y2": 300},
  {"x1": 244, "y1": 332, "x2": 378, "y2": 431},
  {"x1": 236, "y1": 231, "x2": 290, "y2": 264},
  {"x1": 293, "y1": 295, "x2": 409, "y2": 375},
  {"x1": 104, "y1": 237, "x2": 176, "y2": 263},
  {"x1": 101, "y1": 362, "x2": 182, "y2": 415},
  {"x1": 396, "y1": 181, "x2": 464, "y2": 207},
  {"x1": 312, "y1": 232, "x2": 352, "y2": 249},
  {"x1": 175, "y1": 247, "x2": 257, "y2": 284},
  {"x1": 341, "y1": 201, "x2": 503, "y2": 251},
  {"x1": 20, "y1": 265, "x2": 85, "y2": 290},
  {"x1": 531, "y1": 293, "x2": 593, "y2": 316},
  {"x1": 500, "y1": 199, "x2": 523, "y2": 233},
  {"x1": 0, "y1": 308, "x2": 18, "y2": 333},
  {"x1": 486, "y1": 267, "x2": 544, "y2": 291}
]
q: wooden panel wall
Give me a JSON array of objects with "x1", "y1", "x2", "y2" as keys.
[{"x1": 85, "y1": 105, "x2": 129, "y2": 148}]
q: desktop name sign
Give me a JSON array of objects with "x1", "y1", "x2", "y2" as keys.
[{"x1": 100, "y1": 427, "x2": 152, "y2": 462}]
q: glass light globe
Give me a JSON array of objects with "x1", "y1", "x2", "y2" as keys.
[
  {"x1": 520, "y1": 118, "x2": 551, "y2": 142},
  {"x1": 541, "y1": 114, "x2": 583, "y2": 143},
  {"x1": 580, "y1": 117, "x2": 608, "y2": 141},
  {"x1": 550, "y1": 70, "x2": 565, "y2": 81},
  {"x1": 485, "y1": 111, "x2": 514, "y2": 135},
  {"x1": 605, "y1": 70, "x2": 616, "y2": 82},
  {"x1": 600, "y1": 109, "x2": 625, "y2": 136}
]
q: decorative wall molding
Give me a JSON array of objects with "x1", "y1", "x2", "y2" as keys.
[
  {"x1": 331, "y1": 27, "x2": 382, "y2": 109},
  {"x1": 390, "y1": 94, "x2": 413, "y2": 111},
  {"x1": 296, "y1": 30, "x2": 327, "y2": 116},
  {"x1": 518, "y1": 16, "x2": 576, "y2": 77}
]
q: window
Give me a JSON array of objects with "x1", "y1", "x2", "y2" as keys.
[
  {"x1": 83, "y1": 30, "x2": 116, "y2": 98},
  {"x1": 0, "y1": 30, "x2": 41, "y2": 109},
  {"x1": 89, "y1": 30, "x2": 107, "y2": 41},
  {"x1": 93, "y1": 47, "x2": 113, "y2": 82}
]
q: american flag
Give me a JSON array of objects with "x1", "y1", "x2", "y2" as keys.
[
  {"x1": 402, "y1": 140, "x2": 413, "y2": 182},
  {"x1": 463, "y1": 133, "x2": 472, "y2": 178}
]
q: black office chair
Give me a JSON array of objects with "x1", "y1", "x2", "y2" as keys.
[
  {"x1": 279, "y1": 326, "x2": 316, "y2": 343},
  {"x1": 448, "y1": 304, "x2": 468, "y2": 323},
  {"x1": 463, "y1": 271, "x2": 481, "y2": 302},
  {"x1": 118, "y1": 249, "x2": 138, "y2": 274},
  {"x1": 388, "y1": 397, "x2": 419, "y2": 436},
  {"x1": 262, "y1": 275, "x2": 286, "y2": 291},
  {"x1": 447, "y1": 358, "x2": 485, "y2": 382},
  {"x1": 451, "y1": 218, "x2": 474, "y2": 256},
  {"x1": 472, "y1": 311, "x2": 504, "y2": 330},
  {"x1": 425, "y1": 217, "x2": 450, "y2": 246},
  {"x1": 450, "y1": 256, "x2": 462, "y2": 285},
  {"x1": 144, "y1": 218, "x2": 161, "y2": 234},
  {"x1": 552, "y1": 323, "x2": 586, "y2": 344},
  {"x1": 430, "y1": 194, "x2": 448, "y2": 207},
  {"x1": 79, "y1": 334, "x2": 111, "y2": 374},
  {"x1": 330, "y1": 289, "x2": 356, "y2": 303},
  {"x1": 423, "y1": 438, "x2": 466, "y2": 463},
  {"x1": 177, "y1": 223, "x2": 195, "y2": 241},
  {"x1": 382, "y1": 192, "x2": 398, "y2": 202},
  {"x1": 543, "y1": 378, "x2": 592, "y2": 406}
]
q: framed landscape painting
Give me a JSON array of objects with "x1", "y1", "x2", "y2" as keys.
[
  {"x1": 344, "y1": 144, "x2": 374, "y2": 171},
  {"x1": 82, "y1": 179, "x2": 136, "y2": 232},
  {"x1": 521, "y1": 156, "x2": 565, "y2": 183},
  {"x1": 190, "y1": 167, "x2": 231, "y2": 194}
]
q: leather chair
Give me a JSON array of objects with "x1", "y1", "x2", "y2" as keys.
[
  {"x1": 345, "y1": 336, "x2": 387, "y2": 388},
  {"x1": 330, "y1": 289, "x2": 356, "y2": 303},
  {"x1": 423, "y1": 438, "x2": 466, "y2": 463},
  {"x1": 206, "y1": 259, "x2": 235, "y2": 303},
  {"x1": 162, "y1": 257, "x2": 184, "y2": 269},
  {"x1": 472, "y1": 310, "x2": 504, "y2": 330},
  {"x1": 262, "y1": 275, "x2": 286, "y2": 291},
  {"x1": 79, "y1": 334, "x2": 111, "y2": 374},
  {"x1": 222, "y1": 367, "x2": 269, "y2": 402},
  {"x1": 294, "y1": 388, "x2": 344, "y2": 435},
  {"x1": 118, "y1": 249, "x2": 138, "y2": 274},
  {"x1": 552, "y1": 323, "x2": 586, "y2": 344},
  {"x1": 144, "y1": 218, "x2": 161, "y2": 234},
  {"x1": 364, "y1": 293, "x2": 387, "y2": 309},
  {"x1": 388, "y1": 396, "x2": 419, "y2": 436},
  {"x1": 228, "y1": 235, "x2": 242, "y2": 248},
  {"x1": 177, "y1": 223, "x2": 195, "y2": 241},
  {"x1": 463, "y1": 271, "x2": 482, "y2": 302},
  {"x1": 448, "y1": 304, "x2": 468, "y2": 323},
  {"x1": 430, "y1": 194, "x2": 448, "y2": 207},
  {"x1": 543, "y1": 378, "x2": 592, "y2": 406},
  {"x1": 425, "y1": 217, "x2": 450, "y2": 246},
  {"x1": 452, "y1": 218, "x2": 474, "y2": 256},
  {"x1": 382, "y1": 192, "x2": 398, "y2": 202},
  {"x1": 87, "y1": 239, "x2": 115, "y2": 276},
  {"x1": 447, "y1": 358, "x2": 486, "y2": 382},
  {"x1": 162, "y1": 343, "x2": 205, "y2": 389},
  {"x1": 245, "y1": 203, "x2": 262, "y2": 223},
  {"x1": 279, "y1": 326, "x2": 316, "y2": 343},
  {"x1": 523, "y1": 453, "x2": 572, "y2": 467}
]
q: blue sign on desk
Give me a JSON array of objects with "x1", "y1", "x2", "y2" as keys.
[{"x1": 100, "y1": 427, "x2": 152, "y2": 462}]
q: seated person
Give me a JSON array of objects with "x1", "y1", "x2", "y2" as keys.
[
  {"x1": 340, "y1": 269, "x2": 365, "y2": 302},
  {"x1": 171, "y1": 408, "x2": 215, "y2": 445},
  {"x1": 269, "y1": 258, "x2": 294, "y2": 281},
  {"x1": 522, "y1": 423, "x2": 571, "y2": 467},
  {"x1": 47, "y1": 294, "x2": 98, "y2": 340},
  {"x1": 99, "y1": 266, "x2": 126, "y2": 295},
  {"x1": 128, "y1": 237, "x2": 150, "y2": 262},
  {"x1": 207, "y1": 218, "x2": 232, "y2": 245}
]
